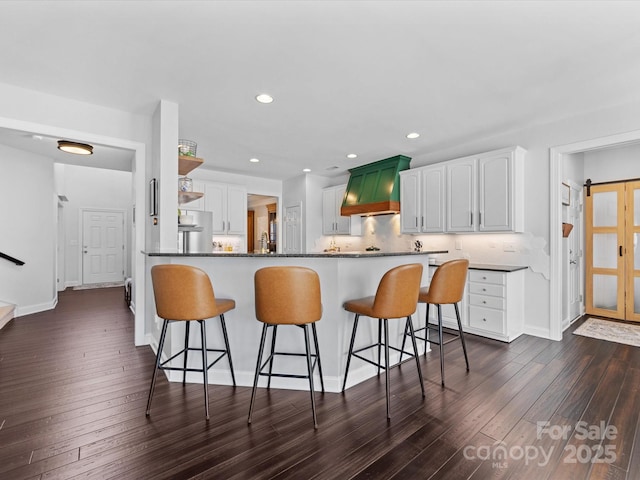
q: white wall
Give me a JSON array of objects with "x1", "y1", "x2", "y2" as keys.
[
  {"x1": 584, "y1": 142, "x2": 640, "y2": 182},
  {"x1": 0, "y1": 145, "x2": 56, "y2": 315},
  {"x1": 56, "y1": 164, "x2": 133, "y2": 287}
]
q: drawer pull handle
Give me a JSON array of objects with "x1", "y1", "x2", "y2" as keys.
[
  {"x1": 482, "y1": 318, "x2": 487, "y2": 322},
  {"x1": 482, "y1": 276, "x2": 487, "y2": 280},
  {"x1": 482, "y1": 301, "x2": 487, "y2": 304},
  {"x1": 482, "y1": 288, "x2": 486, "y2": 291}
]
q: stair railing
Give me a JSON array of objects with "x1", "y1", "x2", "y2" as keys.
[{"x1": 0, "y1": 251, "x2": 25, "y2": 266}]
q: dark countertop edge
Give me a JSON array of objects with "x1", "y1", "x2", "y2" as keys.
[
  {"x1": 143, "y1": 250, "x2": 449, "y2": 258},
  {"x1": 431, "y1": 261, "x2": 528, "y2": 272}
]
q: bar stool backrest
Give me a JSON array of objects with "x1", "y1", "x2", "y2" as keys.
[
  {"x1": 424, "y1": 259, "x2": 469, "y2": 304},
  {"x1": 151, "y1": 264, "x2": 218, "y2": 321},
  {"x1": 371, "y1": 263, "x2": 423, "y2": 319},
  {"x1": 255, "y1": 266, "x2": 322, "y2": 325}
]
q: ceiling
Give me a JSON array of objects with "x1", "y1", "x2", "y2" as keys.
[{"x1": 1, "y1": 1, "x2": 640, "y2": 179}]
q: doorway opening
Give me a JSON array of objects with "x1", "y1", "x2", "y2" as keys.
[
  {"x1": 248, "y1": 194, "x2": 278, "y2": 253},
  {"x1": 551, "y1": 130, "x2": 640, "y2": 340}
]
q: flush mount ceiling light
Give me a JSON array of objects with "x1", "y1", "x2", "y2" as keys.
[
  {"x1": 57, "y1": 140, "x2": 93, "y2": 155},
  {"x1": 249, "y1": 158, "x2": 260, "y2": 163},
  {"x1": 346, "y1": 153, "x2": 358, "y2": 159},
  {"x1": 255, "y1": 93, "x2": 274, "y2": 104},
  {"x1": 406, "y1": 132, "x2": 420, "y2": 139}
]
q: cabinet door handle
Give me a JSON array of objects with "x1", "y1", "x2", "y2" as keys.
[
  {"x1": 620, "y1": 245, "x2": 623, "y2": 257},
  {"x1": 479, "y1": 212, "x2": 482, "y2": 226},
  {"x1": 415, "y1": 217, "x2": 418, "y2": 228},
  {"x1": 470, "y1": 212, "x2": 473, "y2": 226}
]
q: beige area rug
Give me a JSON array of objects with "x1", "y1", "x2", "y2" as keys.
[
  {"x1": 72, "y1": 282, "x2": 124, "y2": 290},
  {"x1": 573, "y1": 317, "x2": 640, "y2": 348}
]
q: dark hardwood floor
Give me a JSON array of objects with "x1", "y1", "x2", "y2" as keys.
[{"x1": 1, "y1": 288, "x2": 639, "y2": 479}]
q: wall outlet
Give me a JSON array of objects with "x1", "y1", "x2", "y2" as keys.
[
  {"x1": 455, "y1": 239, "x2": 462, "y2": 250},
  {"x1": 503, "y1": 242, "x2": 516, "y2": 252}
]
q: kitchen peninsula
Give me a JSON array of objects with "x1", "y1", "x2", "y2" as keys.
[{"x1": 144, "y1": 250, "x2": 447, "y2": 392}]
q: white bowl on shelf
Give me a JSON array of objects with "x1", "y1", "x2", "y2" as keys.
[{"x1": 178, "y1": 215, "x2": 194, "y2": 225}]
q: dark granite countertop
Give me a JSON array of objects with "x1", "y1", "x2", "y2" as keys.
[
  {"x1": 431, "y1": 261, "x2": 527, "y2": 272},
  {"x1": 144, "y1": 250, "x2": 449, "y2": 258}
]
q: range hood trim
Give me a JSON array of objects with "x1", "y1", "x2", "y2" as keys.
[{"x1": 340, "y1": 155, "x2": 411, "y2": 216}]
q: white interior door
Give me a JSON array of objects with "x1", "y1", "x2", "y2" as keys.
[
  {"x1": 284, "y1": 203, "x2": 302, "y2": 254},
  {"x1": 568, "y1": 185, "x2": 583, "y2": 321},
  {"x1": 82, "y1": 210, "x2": 124, "y2": 285}
]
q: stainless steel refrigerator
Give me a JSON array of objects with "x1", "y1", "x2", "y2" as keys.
[{"x1": 178, "y1": 210, "x2": 213, "y2": 253}]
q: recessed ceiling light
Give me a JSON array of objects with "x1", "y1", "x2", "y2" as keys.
[
  {"x1": 32, "y1": 134, "x2": 44, "y2": 140},
  {"x1": 57, "y1": 140, "x2": 93, "y2": 155},
  {"x1": 303, "y1": 168, "x2": 311, "y2": 173},
  {"x1": 249, "y1": 158, "x2": 260, "y2": 163},
  {"x1": 255, "y1": 94, "x2": 274, "y2": 104},
  {"x1": 406, "y1": 132, "x2": 420, "y2": 139},
  {"x1": 346, "y1": 153, "x2": 357, "y2": 159}
]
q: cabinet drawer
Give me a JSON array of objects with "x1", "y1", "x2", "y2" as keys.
[
  {"x1": 469, "y1": 270, "x2": 505, "y2": 285},
  {"x1": 469, "y1": 294, "x2": 504, "y2": 310},
  {"x1": 468, "y1": 283, "x2": 504, "y2": 297},
  {"x1": 469, "y1": 306, "x2": 505, "y2": 334}
]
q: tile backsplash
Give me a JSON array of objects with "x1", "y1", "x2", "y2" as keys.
[{"x1": 314, "y1": 214, "x2": 549, "y2": 277}]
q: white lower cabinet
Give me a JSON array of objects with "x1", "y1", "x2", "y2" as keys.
[{"x1": 426, "y1": 266, "x2": 525, "y2": 342}]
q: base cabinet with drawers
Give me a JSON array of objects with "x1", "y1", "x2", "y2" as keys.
[{"x1": 425, "y1": 264, "x2": 525, "y2": 342}]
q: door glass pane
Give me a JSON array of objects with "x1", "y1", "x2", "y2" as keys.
[
  {"x1": 593, "y1": 274, "x2": 618, "y2": 311},
  {"x1": 593, "y1": 234, "x2": 618, "y2": 269},
  {"x1": 593, "y1": 191, "x2": 617, "y2": 227},
  {"x1": 635, "y1": 189, "x2": 640, "y2": 226},
  {"x1": 635, "y1": 233, "x2": 640, "y2": 270},
  {"x1": 635, "y1": 277, "x2": 640, "y2": 315}
]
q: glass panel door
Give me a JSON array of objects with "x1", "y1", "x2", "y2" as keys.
[
  {"x1": 626, "y1": 181, "x2": 640, "y2": 320},
  {"x1": 585, "y1": 183, "x2": 625, "y2": 320}
]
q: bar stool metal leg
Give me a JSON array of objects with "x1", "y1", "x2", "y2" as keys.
[
  {"x1": 182, "y1": 321, "x2": 190, "y2": 385},
  {"x1": 424, "y1": 303, "x2": 430, "y2": 355},
  {"x1": 455, "y1": 303, "x2": 470, "y2": 371},
  {"x1": 146, "y1": 319, "x2": 169, "y2": 416},
  {"x1": 383, "y1": 319, "x2": 391, "y2": 420},
  {"x1": 406, "y1": 315, "x2": 425, "y2": 397},
  {"x1": 248, "y1": 324, "x2": 268, "y2": 424},
  {"x1": 219, "y1": 314, "x2": 236, "y2": 386},
  {"x1": 303, "y1": 324, "x2": 318, "y2": 429},
  {"x1": 311, "y1": 323, "x2": 325, "y2": 392},
  {"x1": 377, "y1": 318, "x2": 383, "y2": 375},
  {"x1": 437, "y1": 305, "x2": 445, "y2": 386},
  {"x1": 199, "y1": 320, "x2": 210, "y2": 420},
  {"x1": 267, "y1": 325, "x2": 278, "y2": 389},
  {"x1": 342, "y1": 314, "x2": 360, "y2": 392}
]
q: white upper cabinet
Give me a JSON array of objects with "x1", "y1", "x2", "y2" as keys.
[
  {"x1": 399, "y1": 170, "x2": 421, "y2": 233},
  {"x1": 477, "y1": 148, "x2": 524, "y2": 232},
  {"x1": 400, "y1": 165, "x2": 445, "y2": 234},
  {"x1": 400, "y1": 146, "x2": 525, "y2": 234},
  {"x1": 322, "y1": 184, "x2": 352, "y2": 235},
  {"x1": 423, "y1": 166, "x2": 446, "y2": 233},
  {"x1": 205, "y1": 182, "x2": 247, "y2": 235},
  {"x1": 446, "y1": 159, "x2": 477, "y2": 232}
]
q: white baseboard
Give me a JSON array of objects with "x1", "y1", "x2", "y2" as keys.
[
  {"x1": 15, "y1": 297, "x2": 58, "y2": 317},
  {"x1": 523, "y1": 324, "x2": 552, "y2": 340}
]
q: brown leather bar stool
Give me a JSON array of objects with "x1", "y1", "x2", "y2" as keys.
[
  {"x1": 402, "y1": 259, "x2": 469, "y2": 386},
  {"x1": 342, "y1": 263, "x2": 424, "y2": 419},
  {"x1": 248, "y1": 266, "x2": 324, "y2": 429},
  {"x1": 146, "y1": 264, "x2": 236, "y2": 420}
]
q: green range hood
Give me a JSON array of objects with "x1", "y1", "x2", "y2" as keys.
[{"x1": 340, "y1": 155, "x2": 411, "y2": 216}]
